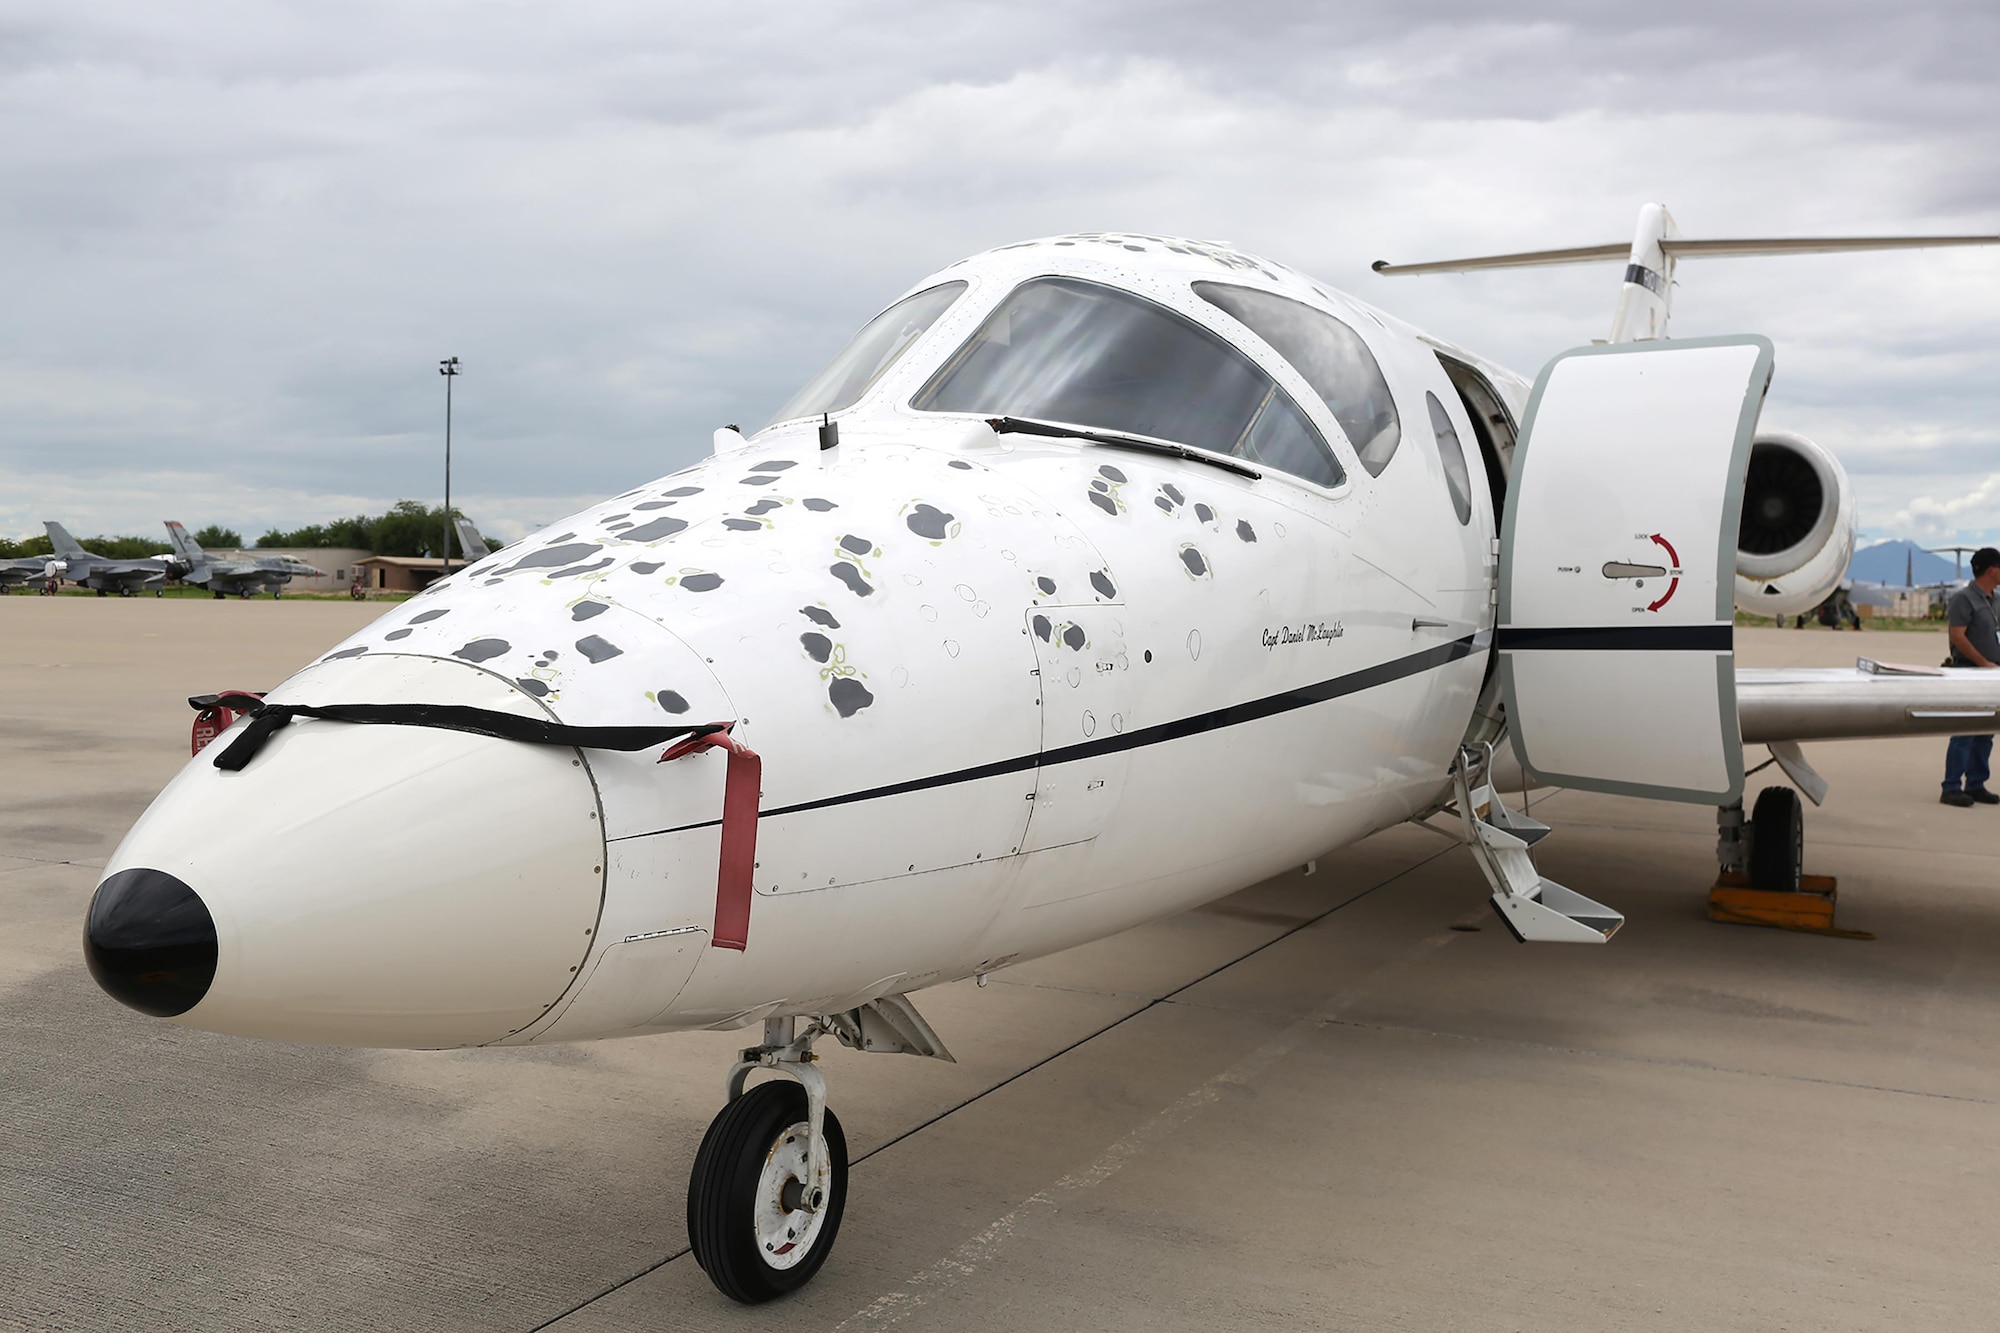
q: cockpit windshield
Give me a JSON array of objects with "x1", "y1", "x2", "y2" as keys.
[
  {"x1": 912, "y1": 277, "x2": 1344, "y2": 488},
  {"x1": 1194, "y1": 282, "x2": 1402, "y2": 477},
  {"x1": 765, "y1": 281, "x2": 966, "y2": 428}
]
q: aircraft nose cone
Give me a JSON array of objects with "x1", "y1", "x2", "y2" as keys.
[{"x1": 84, "y1": 868, "x2": 217, "y2": 1017}]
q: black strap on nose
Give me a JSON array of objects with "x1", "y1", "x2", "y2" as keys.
[{"x1": 190, "y1": 692, "x2": 726, "y2": 772}]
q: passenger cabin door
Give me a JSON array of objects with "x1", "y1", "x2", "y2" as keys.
[{"x1": 1497, "y1": 335, "x2": 1772, "y2": 804}]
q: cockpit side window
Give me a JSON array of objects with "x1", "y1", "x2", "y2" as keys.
[
  {"x1": 1426, "y1": 391, "x2": 1474, "y2": 525},
  {"x1": 911, "y1": 277, "x2": 1344, "y2": 489},
  {"x1": 1193, "y1": 282, "x2": 1402, "y2": 477},
  {"x1": 764, "y1": 281, "x2": 967, "y2": 429}
]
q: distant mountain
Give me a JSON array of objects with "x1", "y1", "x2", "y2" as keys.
[{"x1": 1848, "y1": 539, "x2": 1961, "y2": 586}]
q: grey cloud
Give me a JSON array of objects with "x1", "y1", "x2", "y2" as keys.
[{"x1": 1, "y1": 1, "x2": 1997, "y2": 542}]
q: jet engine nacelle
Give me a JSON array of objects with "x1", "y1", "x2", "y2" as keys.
[{"x1": 1733, "y1": 430, "x2": 1855, "y2": 618}]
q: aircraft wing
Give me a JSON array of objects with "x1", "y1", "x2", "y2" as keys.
[{"x1": 1737, "y1": 662, "x2": 2000, "y2": 743}]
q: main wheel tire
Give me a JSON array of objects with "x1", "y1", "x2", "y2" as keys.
[
  {"x1": 1748, "y1": 785, "x2": 1804, "y2": 893},
  {"x1": 686, "y1": 1080, "x2": 848, "y2": 1304}
]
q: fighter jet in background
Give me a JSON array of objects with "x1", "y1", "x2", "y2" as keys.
[
  {"x1": 452, "y1": 515, "x2": 493, "y2": 562},
  {"x1": 162, "y1": 523, "x2": 322, "y2": 598},
  {"x1": 44, "y1": 522, "x2": 169, "y2": 596},
  {"x1": 0, "y1": 555, "x2": 58, "y2": 593}
]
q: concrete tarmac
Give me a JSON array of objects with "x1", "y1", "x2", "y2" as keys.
[{"x1": 4, "y1": 599, "x2": 1997, "y2": 1330}]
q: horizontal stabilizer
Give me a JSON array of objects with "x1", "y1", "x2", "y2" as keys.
[{"x1": 1374, "y1": 233, "x2": 1999, "y2": 275}]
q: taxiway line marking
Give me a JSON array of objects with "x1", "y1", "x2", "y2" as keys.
[{"x1": 832, "y1": 905, "x2": 1466, "y2": 1327}]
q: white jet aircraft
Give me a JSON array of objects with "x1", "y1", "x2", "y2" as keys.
[{"x1": 84, "y1": 204, "x2": 2000, "y2": 1302}]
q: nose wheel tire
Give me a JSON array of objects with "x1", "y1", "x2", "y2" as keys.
[{"x1": 687, "y1": 1079, "x2": 848, "y2": 1304}]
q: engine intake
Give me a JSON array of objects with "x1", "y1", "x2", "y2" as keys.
[{"x1": 1733, "y1": 430, "x2": 1854, "y2": 617}]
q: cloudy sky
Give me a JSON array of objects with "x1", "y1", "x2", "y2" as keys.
[{"x1": 4, "y1": 1, "x2": 1997, "y2": 546}]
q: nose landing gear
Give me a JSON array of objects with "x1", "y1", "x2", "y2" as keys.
[{"x1": 687, "y1": 1017, "x2": 849, "y2": 1303}]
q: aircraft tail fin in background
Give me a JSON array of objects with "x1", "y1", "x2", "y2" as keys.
[
  {"x1": 453, "y1": 516, "x2": 492, "y2": 562},
  {"x1": 44, "y1": 521, "x2": 87, "y2": 557},
  {"x1": 1372, "y1": 203, "x2": 2000, "y2": 343},
  {"x1": 164, "y1": 521, "x2": 204, "y2": 559}
]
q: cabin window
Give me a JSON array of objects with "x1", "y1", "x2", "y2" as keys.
[
  {"x1": 1193, "y1": 282, "x2": 1402, "y2": 477},
  {"x1": 912, "y1": 277, "x2": 1343, "y2": 488},
  {"x1": 1426, "y1": 391, "x2": 1474, "y2": 525},
  {"x1": 766, "y1": 281, "x2": 967, "y2": 427}
]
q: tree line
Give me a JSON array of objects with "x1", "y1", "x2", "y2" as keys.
[{"x1": 0, "y1": 502, "x2": 498, "y2": 561}]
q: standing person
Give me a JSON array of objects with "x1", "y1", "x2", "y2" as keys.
[{"x1": 1941, "y1": 547, "x2": 2000, "y2": 807}]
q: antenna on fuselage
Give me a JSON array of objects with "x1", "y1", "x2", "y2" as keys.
[
  {"x1": 1372, "y1": 203, "x2": 2000, "y2": 343},
  {"x1": 818, "y1": 413, "x2": 839, "y2": 451}
]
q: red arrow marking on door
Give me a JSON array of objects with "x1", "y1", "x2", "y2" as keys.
[{"x1": 1647, "y1": 533, "x2": 1681, "y2": 612}]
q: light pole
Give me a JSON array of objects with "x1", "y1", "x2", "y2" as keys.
[{"x1": 440, "y1": 356, "x2": 461, "y2": 575}]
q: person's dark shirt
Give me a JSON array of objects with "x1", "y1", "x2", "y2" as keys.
[{"x1": 1947, "y1": 581, "x2": 2000, "y2": 665}]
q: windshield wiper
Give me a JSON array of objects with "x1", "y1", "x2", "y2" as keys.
[{"x1": 984, "y1": 417, "x2": 1263, "y2": 480}]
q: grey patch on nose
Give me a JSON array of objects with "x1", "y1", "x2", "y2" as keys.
[
  {"x1": 1180, "y1": 547, "x2": 1209, "y2": 577},
  {"x1": 746, "y1": 499, "x2": 782, "y2": 515},
  {"x1": 607, "y1": 522, "x2": 634, "y2": 532},
  {"x1": 723, "y1": 518, "x2": 762, "y2": 531},
  {"x1": 324, "y1": 646, "x2": 369, "y2": 660},
  {"x1": 411, "y1": 609, "x2": 449, "y2": 623},
  {"x1": 551, "y1": 557, "x2": 616, "y2": 579},
  {"x1": 800, "y1": 632, "x2": 832, "y2": 663},
  {"x1": 602, "y1": 513, "x2": 629, "y2": 523},
  {"x1": 1155, "y1": 496, "x2": 1174, "y2": 513},
  {"x1": 1163, "y1": 483, "x2": 1184, "y2": 505},
  {"x1": 634, "y1": 500, "x2": 675, "y2": 510},
  {"x1": 802, "y1": 498, "x2": 838, "y2": 512},
  {"x1": 483, "y1": 578, "x2": 504, "y2": 586},
  {"x1": 830, "y1": 562, "x2": 874, "y2": 597},
  {"x1": 1062, "y1": 623, "x2": 1087, "y2": 651},
  {"x1": 385, "y1": 628, "x2": 414, "y2": 640},
  {"x1": 839, "y1": 534, "x2": 873, "y2": 556},
  {"x1": 665, "y1": 486, "x2": 703, "y2": 497},
  {"x1": 906, "y1": 505, "x2": 955, "y2": 540},
  {"x1": 551, "y1": 533, "x2": 577, "y2": 542},
  {"x1": 1098, "y1": 464, "x2": 1126, "y2": 483},
  {"x1": 801, "y1": 606, "x2": 840, "y2": 629},
  {"x1": 621, "y1": 516, "x2": 689, "y2": 542},
  {"x1": 1088, "y1": 491, "x2": 1118, "y2": 516},
  {"x1": 576, "y1": 635, "x2": 622, "y2": 663},
  {"x1": 1090, "y1": 571, "x2": 1116, "y2": 599},
  {"x1": 516, "y1": 677, "x2": 550, "y2": 697},
  {"x1": 1236, "y1": 520, "x2": 1256, "y2": 543},
  {"x1": 740, "y1": 475, "x2": 779, "y2": 486},
  {"x1": 1036, "y1": 576, "x2": 1057, "y2": 595},
  {"x1": 1195, "y1": 503, "x2": 1214, "y2": 523},
  {"x1": 657, "y1": 690, "x2": 690, "y2": 714},
  {"x1": 828, "y1": 677, "x2": 874, "y2": 718},
  {"x1": 498, "y1": 542, "x2": 601, "y2": 574},
  {"x1": 631, "y1": 561, "x2": 663, "y2": 574},
  {"x1": 678, "y1": 572, "x2": 724, "y2": 592},
  {"x1": 571, "y1": 601, "x2": 609, "y2": 621},
  {"x1": 949, "y1": 459, "x2": 973, "y2": 470},
  {"x1": 751, "y1": 459, "x2": 796, "y2": 472},
  {"x1": 1032, "y1": 614, "x2": 1052, "y2": 641},
  {"x1": 1090, "y1": 479, "x2": 1109, "y2": 493},
  {"x1": 453, "y1": 638, "x2": 511, "y2": 663}
]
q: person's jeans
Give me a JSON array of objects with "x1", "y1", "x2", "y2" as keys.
[{"x1": 1944, "y1": 734, "x2": 1994, "y2": 793}]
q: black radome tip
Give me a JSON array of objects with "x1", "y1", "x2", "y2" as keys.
[{"x1": 84, "y1": 868, "x2": 217, "y2": 1018}]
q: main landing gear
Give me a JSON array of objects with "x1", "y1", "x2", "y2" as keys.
[
  {"x1": 688, "y1": 1016, "x2": 849, "y2": 1303},
  {"x1": 1709, "y1": 747, "x2": 1871, "y2": 938}
]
